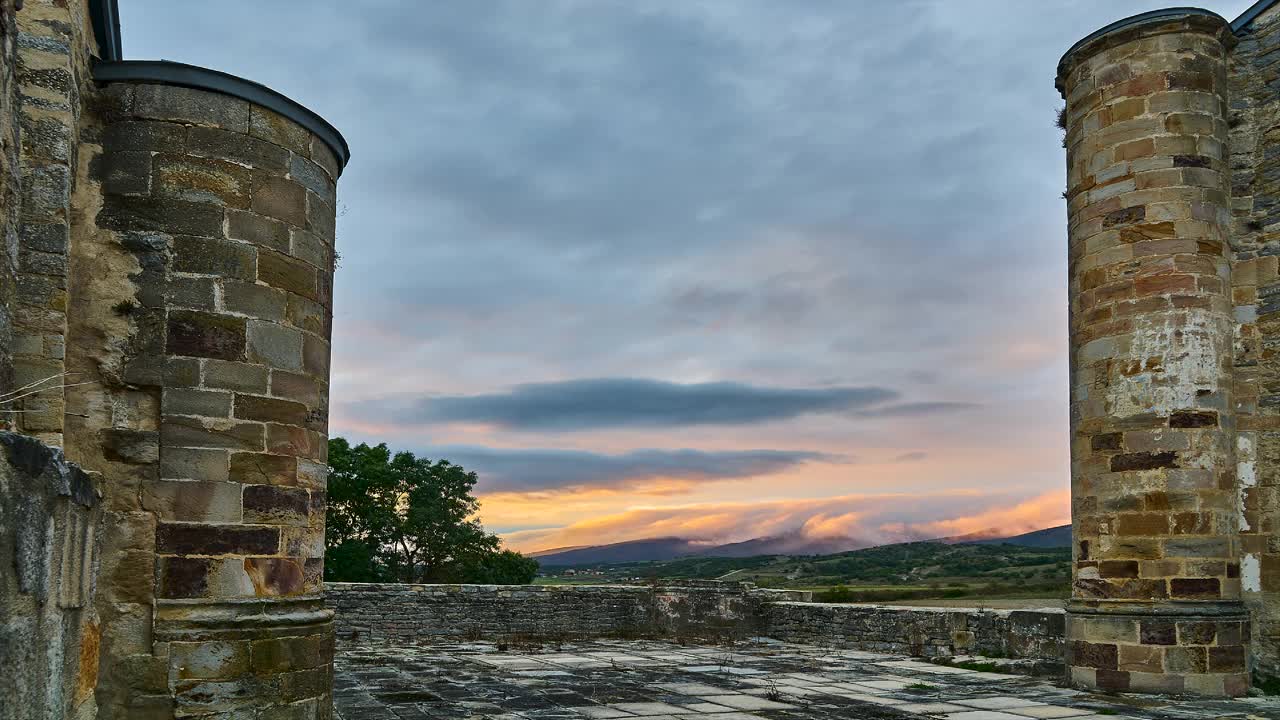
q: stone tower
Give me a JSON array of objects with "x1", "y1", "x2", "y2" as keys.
[
  {"x1": 0, "y1": 0, "x2": 347, "y2": 717},
  {"x1": 1060, "y1": 3, "x2": 1280, "y2": 697}
]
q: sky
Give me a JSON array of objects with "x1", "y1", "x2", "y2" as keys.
[{"x1": 123, "y1": 1, "x2": 1257, "y2": 553}]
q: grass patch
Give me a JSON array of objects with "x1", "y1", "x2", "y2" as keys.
[{"x1": 905, "y1": 682, "x2": 936, "y2": 693}]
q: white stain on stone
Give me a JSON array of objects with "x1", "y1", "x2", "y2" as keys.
[
  {"x1": 1108, "y1": 312, "x2": 1226, "y2": 417},
  {"x1": 1243, "y1": 553, "x2": 1262, "y2": 593}
]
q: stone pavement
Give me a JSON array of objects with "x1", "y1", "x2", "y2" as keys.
[{"x1": 333, "y1": 639, "x2": 1280, "y2": 719}]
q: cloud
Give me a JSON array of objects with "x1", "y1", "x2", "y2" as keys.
[
  {"x1": 893, "y1": 451, "x2": 928, "y2": 462},
  {"x1": 372, "y1": 378, "x2": 973, "y2": 431},
  {"x1": 427, "y1": 444, "x2": 845, "y2": 493},
  {"x1": 502, "y1": 489, "x2": 1071, "y2": 553}
]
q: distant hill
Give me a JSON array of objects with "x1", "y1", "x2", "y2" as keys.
[
  {"x1": 531, "y1": 524, "x2": 1071, "y2": 567},
  {"x1": 534, "y1": 537, "x2": 704, "y2": 566},
  {"x1": 971, "y1": 524, "x2": 1071, "y2": 548}
]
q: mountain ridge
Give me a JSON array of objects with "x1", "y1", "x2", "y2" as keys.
[{"x1": 532, "y1": 524, "x2": 1071, "y2": 566}]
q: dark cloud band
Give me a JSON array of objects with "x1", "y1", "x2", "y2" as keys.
[
  {"x1": 395, "y1": 378, "x2": 899, "y2": 430},
  {"x1": 424, "y1": 445, "x2": 844, "y2": 493}
]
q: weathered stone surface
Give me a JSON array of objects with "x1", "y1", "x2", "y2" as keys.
[
  {"x1": 229, "y1": 452, "x2": 297, "y2": 485},
  {"x1": 242, "y1": 484, "x2": 310, "y2": 526},
  {"x1": 258, "y1": 249, "x2": 317, "y2": 300},
  {"x1": 227, "y1": 209, "x2": 290, "y2": 252},
  {"x1": 172, "y1": 235, "x2": 257, "y2": 280},
  {"x1": 163, "y1": 388, "x2": 232, "y2": 418},
  {"x1": 251, "y1": 175, "x2": 307, "y2": 227},
  {"x1": 167, "y1": 310, "x2": 247, "y2": 361},
  {"x1": 234, "y1": 394, "x2": 307, "y2": 426},
  {"x1": 246, "y1": 320, "x2": 303, "y2": 371},
  {"x1": 133, "y1": 84, "x2": 250, "y2": 132},
  {"x1": 156, "y1": 522, "x2": 279, "y2": 556},
  {"x1": 202, "y1": 359, "x2": 269, "y2": 394}
]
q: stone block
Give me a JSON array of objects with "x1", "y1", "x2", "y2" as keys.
[
  {"x1": 142, "y1": 479, "x2": 243, "y2": 522},
  {"x1": 247, "y1": 320, "x2": 303, "y2": 371},
  {"x1": 249, "y1": 106, "x2": 310, "y2": 155},
  {"x1": 289, "y1": 154, "x2": 334, "y2": 206},
  {"x1": 161, "y1": 415, "x2": 265, "y2": 452},
  {"x1": 258, "y1": 249, "x2": 318, "y2": 300},
  {"x1": 154, "y1": 153, "x2": 251, "y2": 208},
  {"x1": 234, "y1": 394, "x2": 307, "y2": 426},
  {"x1": 160, "y1": 447, "x2": 230, "y2": 482},
  {"x1": 1118, "y1": 644, "x2": 1163, "y2": 672},
  {"x1": 188, "y1": 126, "x2": 290, "y2": 171},
  {"x1": 172, "y1": 235, "x2": 257, "y2": 281},
  {"x1": 134, "y1": 84, "x2": 250, "y2": 132},
  {"x1": 102, "y1": 120, "x2": 187, "y2": 153},
  {"x1": 284, "y1": 294, "x2": 326, "y2": 335},
  {"x1": 165, "y1": 276, "x2": 217, "y2": 310},
  {"x1": 1139, "y1": 619, "x2": 1177, "y2": 645},
  {"x1": 266, "y1": 424, "x2": 324, "y2": 460},
  {"x1": 227, "y1": 209, "x2": 290, "y2": 253},
  {"x1": 244, "y1": 557, "x2": 307, "y2": 596},
  {"x1": 310, "y1": 135, "x2": 340, "y2": 180},
  {"x1": 202, "y1": 359, "x2": 269, "y2": 394},
  {"x1": 167, "y1": 310, "x2": 246, "y2": 361},
  {"x1": 303, "y1": 335, "x2": 329, "y2": 378},
  {"x1": 1165, "y1": 646, "x2": 1208, "y2": 673},
  {"x1": 1170, "y1": 577, "x2": 1221, "y2": 598},
  {"x1": 102, "y1": 149, "x2": 151, "y2": 196},
  {"x1": 98, "y1": 195, "x2": 226, "y2": 237},
  {"x1": 169, "y1": 641, "x2": 251, "y2": 682},
  {"x1": 251, "y1": 635, "x2": 324, "y2": 675},
  {"x1": 289, "y1": 228, "x2": 329, "y2": 270},
  {"x1": 224, "y1": 281, "x2": 287, "y2": 321},
  {"x1": 243, "y1": 484, "x2": 310, "y2": 526},
  {"x1": 306, "y1": 190, "x2": 336, "y2": 242},
  {"x1": 1208, "y1": 645, "x2": 1246, "y2": 672},
  {"x1": 270, "y1": 370, "x2": 320, "y2": 406},
  {"x1": 296, "y1": 460, "x2": 327, "y2": 490},
  {"x1": 163, "y1": 388, "x2": 233, "y2": 418},
  {"x1": 156, "y1": 521, "x2": 280, "y2": 556},
  {"x1": 251, "y1": 175, "x2": 307, "y2": 227},
  {"x1": 229, "y1": 452, "x2": 298, "y2": 485}
]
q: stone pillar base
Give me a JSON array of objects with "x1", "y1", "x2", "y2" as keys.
[
  {"x1": 1066, "y1": 601, "x2": 1250, "y2": 697},
  {"x1": 153, "y1": 598, "x2": 335, "y2": 718}
]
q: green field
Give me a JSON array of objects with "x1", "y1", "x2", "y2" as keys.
[{"x1": 536, "y1": 541, "x2": 1071, "y2": 603}]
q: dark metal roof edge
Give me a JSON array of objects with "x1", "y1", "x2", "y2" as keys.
[
  {"x1": 1232, "y1": 0, "x2": 1280, "y2": 32},
  {"x1": 1059, "y1": 7, "x2": 1226, "y2": 70},
  {"x1": 88, "y1": 0, "x2": 123, "y2": 62},
  {"x1": 93, "y1": 59, "x2": 350, "y2": 171}
]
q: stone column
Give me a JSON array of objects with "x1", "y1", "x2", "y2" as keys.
[
  {"x1": 1057, "y1": 9, "x2": 1249, "y2": 697},
  {"x1": 74, "y1": 68, "x2": 344, "y2": 718}
]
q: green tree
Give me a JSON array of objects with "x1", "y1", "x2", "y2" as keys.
[{"x1": 324, "y1": 437, "x2": 538, "y2": 584}]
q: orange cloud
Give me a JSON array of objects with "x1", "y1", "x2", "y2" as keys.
[{"x1": 501, "y1": 488, "x2": 1070, "y2": 553}]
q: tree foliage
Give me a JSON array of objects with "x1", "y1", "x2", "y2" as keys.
[{"x1": 324, "y1": 437, "x2": 538, "y2": 584}]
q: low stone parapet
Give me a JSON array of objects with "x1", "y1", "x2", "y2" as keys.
[
  {"x1": 765, "y1": 601, "x2": 1066, "y2": 666},
  {"x1": 325, "y1": 581, "x2": 808, "y2": 644}
]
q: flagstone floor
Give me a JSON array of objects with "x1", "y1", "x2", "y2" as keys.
[{"x1": 333, "y1": 639, "x2": 1280, "y2": 720}]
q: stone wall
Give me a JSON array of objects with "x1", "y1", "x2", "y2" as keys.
[
  {"x1": 1057, "y1": 9, "x2": 1252, "y2": 696},
  {"x1": 0, "y1": 431, "x2": 100, "y2": 720},
  {"x1": 326, "y1": 581, "x2": 808, "y2": 644},
  {"x1": 325, "y1": 583, "x2": 1066, "y2": 668},
  {"x1": 765, "y1": 602, "x2": 1066, "y2": 666},
  {"x1": 71, "y1": 78, "x2": 340, "y2": 719},
  {"x1": 1225, "y1": 2, "x2": 1280, "y2": 689}
]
